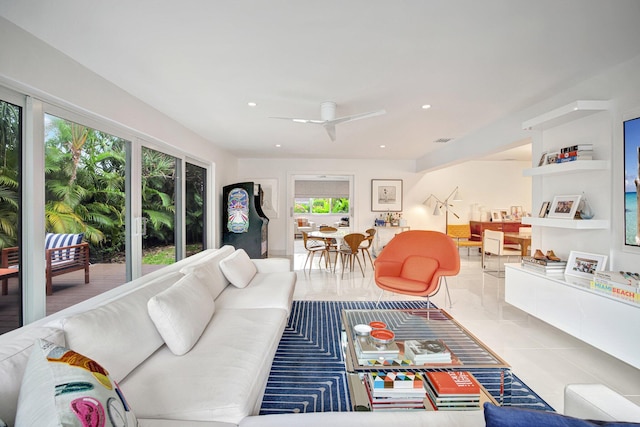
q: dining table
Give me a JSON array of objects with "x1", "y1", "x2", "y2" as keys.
[{"x1": 503, "y1": 232, "x2": 532, "y2": 257}]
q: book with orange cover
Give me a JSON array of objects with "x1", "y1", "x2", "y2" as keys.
[{"x1": 424, "y1": 371, "x2": 480, "y2": 397}]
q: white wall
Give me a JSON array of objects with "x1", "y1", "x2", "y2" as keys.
[
  {"x1": 239, "y1": 158, "x2": 531, "y2": 255},
  {"x1": 0, "y1": 17, "x2": 240, "y2": 246}
]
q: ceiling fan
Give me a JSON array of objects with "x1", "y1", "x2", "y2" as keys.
[{"x1": 271, "y1": 101, "x2": 386, "y2": 141}]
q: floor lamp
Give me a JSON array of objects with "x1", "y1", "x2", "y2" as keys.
[{"x1": 423, "y1": 186, "x2": 462, "y2": 232}]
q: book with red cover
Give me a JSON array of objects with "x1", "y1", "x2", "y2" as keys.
[{"x1": 424, "y1": 371, "x2": 480, "y2": 397}]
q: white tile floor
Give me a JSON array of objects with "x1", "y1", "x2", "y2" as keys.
[{"x1": 288, "y1": 241, "x2": 640, "y2": 413}]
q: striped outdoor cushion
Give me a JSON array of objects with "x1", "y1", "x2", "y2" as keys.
[{"x1": 45, "y1": 233, "x2": 84, "y2": 262}]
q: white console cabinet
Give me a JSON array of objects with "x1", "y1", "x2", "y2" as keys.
[{"x1": 505, "y1": 264, "x2": 640, "y2": 369}]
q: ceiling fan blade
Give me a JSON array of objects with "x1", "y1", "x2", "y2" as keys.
[
  {"x1": 327, "y1": 109, "x2": 386, "y2": 126},
  {"x1": 269, "y1": 116, "x2": 325, "y2": 124},
  {"x1": 323, "y1": 123, "x2": 337, "y2": 142}
]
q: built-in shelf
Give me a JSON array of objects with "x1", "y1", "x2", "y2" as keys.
[
  {"x1": 522, "y1": 100, "x2": 611, "y2": 130},
  {"x1": 523, "y1": 159, "x2": 609, "y2": 177},
  {"x1": 522, "y1": 217, "x2": 609, "y2": 229}
]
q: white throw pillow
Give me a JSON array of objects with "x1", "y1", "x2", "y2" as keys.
[
  {"x1": 147, "y1": 273, "x2": 215, "y2": 355},
  {"x1": 14, "y1": 339, "x2": 137, "y2": 427},
  {"x1": 179, "y1": 245, "x2": 235, "y2": 299},
  {"x1": 219, "y1": 249, "x2": 257, "y2": 288}
]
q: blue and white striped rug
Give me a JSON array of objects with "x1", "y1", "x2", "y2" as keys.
[{"x1": 259, "y1": 300, "x2": 554, "y2": 415}]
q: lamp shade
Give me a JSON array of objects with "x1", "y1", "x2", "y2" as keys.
[
  {"x1": 433, "y1": 205, "x2": 441, "y2": 216},
  {"x1": 452, "y1": 189, "x2": 462, "y2": 201}
]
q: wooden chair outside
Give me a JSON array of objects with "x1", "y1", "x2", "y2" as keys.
[
  {"x1": 0, "y1": 247, "x2": 19, "y2": 295},
  {"x1": 1, "y1": 233, "x2": 90, "y2": 296},
  {"x1": 447, "y1": 224, "x2": 482, "y2": 256}
]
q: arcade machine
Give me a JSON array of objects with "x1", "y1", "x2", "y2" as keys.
[{"x1": 222, "y1": 182, "x2": 269, "y2": 258}]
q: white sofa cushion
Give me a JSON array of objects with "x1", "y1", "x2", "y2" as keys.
[
  {"x1": 564, "y1": 384, "x2": 640, "y2": 422},
  {"x1": 0, "y1": 327, "x2": 65, "y2": 427},
  {"x1": 62, "y1": 271, "x2": 184, "y2": 382},
  {"x1": 120, "y1": 308, "x2": 287, "y2": 424},
  {"x1": 219, "y1": 249, "x2": 257, "y2": 288},
  {"x1": 215, "y1": 271, "x2": 296, "y2": 314},
  {"x1": 15, "y1": 339, "x2": 137, "y2": 427},
  {"x1": 148, "y1": 273, "x2": 215, "y2": 356},
  {"x1": 180, "y1": 245, "x2": 235, "y2": 299}
]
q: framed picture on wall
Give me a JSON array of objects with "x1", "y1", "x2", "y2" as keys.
[
  {"x1": 371, "y1": 179, "x2": 403, "y2": 212},
  {"x1": 624, "y1": 114, "x2": 640, "y2": 247}
]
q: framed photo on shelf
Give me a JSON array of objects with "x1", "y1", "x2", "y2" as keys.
[
  {"x1": 564, "y1": 251, "x2": 608, "y2": 279},
  {"x1": 538, "y1": 201, "x2": 551, "y2": 218},
  {"x1": 537, "y1": 151, "x2": 548, "y2": 167},
  {"x1": 547, "y1": 195, "x2": 582, "y2": 219},
  {"x1": 371, "y1": 179, "x2": 403, "y2": 212}
]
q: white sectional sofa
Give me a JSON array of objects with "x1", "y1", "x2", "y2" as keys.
[{"x1": 1, "y1": 244, "x2": 639, "y2": 427}]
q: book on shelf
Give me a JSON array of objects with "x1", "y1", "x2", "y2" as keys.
[
  {"x1": 404, "y1": 339, "x2": 452, "y2": 364},
  {"x1": 590, "y1": 278, "x2": 640, "y2": 304},
  {"x1": 594, "y1": 271, "x2": 640, "y2": 286},
  {"x1": 560, "y1": 144, "x2": 594, "y2": 153},
  {"x1": 556, "y1": 154, "x2": 593, "y2": 163},
  {"x1": 521, "y1": 256, "x2": 566, "y2": 267},
  {"x1": 521, "y1": 263, "x2": 566, "y2": 275}
]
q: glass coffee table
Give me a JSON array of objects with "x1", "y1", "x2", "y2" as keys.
[{"x1": 341, "y1": 308, "x2": 511, "y2": 411}]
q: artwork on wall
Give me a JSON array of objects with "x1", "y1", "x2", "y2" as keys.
[
  {"x1": 624, "y1": 115, "x2": 640, "y2": 247},
  {"x1": 371, "y1": 179, "x2": 403, "y2": 212},
  {"x1": 253, "y1": 178, "x2": 278, "y2": 219}
]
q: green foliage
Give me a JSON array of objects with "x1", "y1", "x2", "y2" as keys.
[
  {"x1": 331, "y1": 198, "x2": 350, "y2": 213},
  {"x1": 311, "y1": 198, "x2": 330, "y2": 213}
]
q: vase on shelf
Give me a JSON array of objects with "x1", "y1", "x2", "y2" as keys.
[{"x1": 578, "y1": 194, "x2": 594, "y2": 219}]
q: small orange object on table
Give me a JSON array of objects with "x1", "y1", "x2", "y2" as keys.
[{"x1": 0, "y1": 268, "x2": 18, "y2": 295}]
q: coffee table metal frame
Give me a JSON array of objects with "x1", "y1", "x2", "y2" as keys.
[{"x1": 341, "y1": 308, "x2": 511, "y2": 411}]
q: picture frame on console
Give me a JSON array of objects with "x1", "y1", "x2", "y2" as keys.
[
  {"x1": 547, "y1": 195, "x2": 581, "y2": 219},
  {"x1": 371, "y1": 179, "x2": 403, "y2": 212},
  {"x1": 564, "y1": 251, "x2": 608, "y2": 279}
]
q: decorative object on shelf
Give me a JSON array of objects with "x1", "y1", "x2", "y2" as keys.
[
  {"x1": 537, "y1": 151, "x2": 548, "y2": 166},
  {"x1": 423, "y1": 187, "x2": 462, "y2": 231},
  {"x1": 547, "y1": 194, "x2": 582, "y2": 219},
  {"x1": 577, "y1": 192, "x2": 594, "y2": 219},
  {"x1": 564, "y1": 250, "x2": 608, "y2": 279},
  {"x1": 623, "y1": 114, "x2": 640, "y2": 247},
  {"x1": 371, "y1": 179, "x2": 403, "y2": 212},
  {"x1": 538, "y1": 201, "x2": 550, "y2": 218}
]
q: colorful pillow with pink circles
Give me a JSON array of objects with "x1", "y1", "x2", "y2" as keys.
[{"x1": 14, "y1": 339, "x2": 137, "y2": 427}]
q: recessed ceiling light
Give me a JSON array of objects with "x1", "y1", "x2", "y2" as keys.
[
  {"x1": 380, "y1": 145, "x2": 386, "y2": 149},
  {"x1": 275, "y1": 144, "x2": 281, "y2": 148},
  {"x1": 248, "y1": 102, "x2": 257, "y2": 107},
  {"x1": 421, "y1": 104, "x2": 432, "y2": 110}
]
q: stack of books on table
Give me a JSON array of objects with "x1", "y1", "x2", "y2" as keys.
[
  {"x1": 355, "y1": 335, "x2": 400, "y2": 361},
  {"x1": 363, "y1": 372, "x2": 427, "y2": 410},
  {"x1": 557, "y1": 144, "x2": 594, "y2": 163},
  {"x1": 591, "y1": 271, "x2": 640, "y2": 304},
  {"x1": 521, "y1": 256, "x2": 566, "y2": 274},
  {"x1": 403, "y1": 339, "x2": 452, "y2": 364},
  {"x1": 422, "y1": 371, "x2": 482, "y2": 411}
]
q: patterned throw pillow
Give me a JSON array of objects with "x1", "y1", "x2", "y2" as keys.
[{"x1": 15, "y1": 339, "x2": 137, "y2": 427}]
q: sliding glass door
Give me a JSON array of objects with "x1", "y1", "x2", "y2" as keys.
[{"x1": 0, "y1": 97, "x2": 22, "y2": 333}]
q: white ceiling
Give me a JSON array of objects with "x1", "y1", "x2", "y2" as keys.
[{"x1": 2, "y1": 1, "x2": 640, "y2": 161}]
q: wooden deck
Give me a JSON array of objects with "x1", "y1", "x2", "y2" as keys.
[{"x1": 0, "y1": 263, "x2": 165, "y2": 335}]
